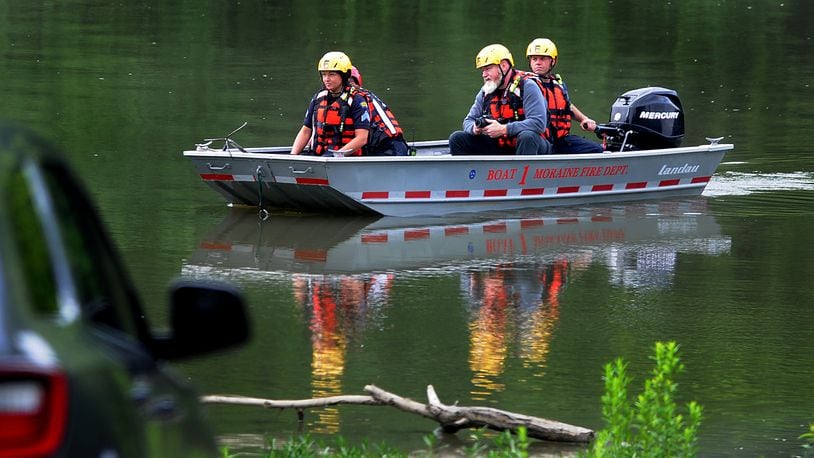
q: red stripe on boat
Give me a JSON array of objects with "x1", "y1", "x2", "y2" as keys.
[
  {"x1": 199, "y1": 241, "x2": 232, "y2": 250},
  {"x1": 483, "y1": 223, "x2": 507, "y2": 233},
  {"x1": 294, "y1": 249, "x2": 327, "y2": 262},
  {"x1": 362, "y1": 191, "x2": 389, "y2": 199},
  {"x1": 691, "y1": 176, "x2": 711, "y2": 184},
  {"x1": 201, "y1": 173, "x2": 234, "y2": 181},
  {"x1": 520, "y1": 219, "x2": 545, "y2": 229},
  {"x1": 591, "y1": 216, "x2": 613, "y2": 222},
  {"x1": 557, "y1": 218, "x2": 579, "y2": 224},
  {"x1": 404, "y1": 229, "x2": 430, "y2": 240},
  {"x1": 625, "y1": 182, "x2": 648, "y2": 189},
  {"x1": 361, "y1": 233, "x2": 388, "y2": 243},
  {"x1": 658, "y1": 179, "x2": 680, "y2": 187},
  {"x1": 557, "y1": 186, "x2": 580, "y2": 194},
  {"x1": 445, "y1": 226, "x2": 469, "y2": 236},
  {"x1": 296, "y1": 177, "x2": 329, "y2": 186},
  {"x1": 592, "y1": 184, "x2": 614, "y2": 191},
  {"x1": 446, "y1": 190, "x2": 470, "y2": 198},
  {"x1": 484, "y1": 189, "x2": 508, "y2": 197},
  {"x1": 405, "y1": 191, "x2": 431, "y2": 199},
  {"x1": 520, "y1": 188, "x2": 545, "y2": 195}
]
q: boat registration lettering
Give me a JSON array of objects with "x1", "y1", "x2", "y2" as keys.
[
  {"x1": 534, "y1": 167, "x2": 580, "y2": 179},
  {"x1": 600, "y1": 165, "x2": 629, "y2": 176},
  {"x1": 486, "y1": 168, "x2": 518, "y2": 181},
  {"x1": 533, "y1": 165, "x2": 628, "y2": 180}
]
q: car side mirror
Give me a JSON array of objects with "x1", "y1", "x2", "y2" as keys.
[{"x1": 152, "y1": 279, "x2": 251, "y2": 360}]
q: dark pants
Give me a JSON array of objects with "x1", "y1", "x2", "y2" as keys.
[
  {"x1": 553, "y1": 135, "x2": 604, "y2": 154},
  {"x1": 366, "y1": 137, "x2": 409, "y2": 156},
  {"x1": 449, "y1": 130, "x2": 552, "y2": 155}
]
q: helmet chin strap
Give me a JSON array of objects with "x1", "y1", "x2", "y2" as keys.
[
  {"x1": 499, "y1": 61, "x2": 512, "y2": 88},
  {"x1": 337, "y1": 76, "x2": 349, "y2": 94}
]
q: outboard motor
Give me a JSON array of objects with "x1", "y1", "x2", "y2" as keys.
[{"x1": 595, "y1": 87, "x2": 684, "y2": 151}]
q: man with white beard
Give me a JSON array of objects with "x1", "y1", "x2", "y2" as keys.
[{"x1": 449, "y1": 44, "x2": 551, "y2": 155}]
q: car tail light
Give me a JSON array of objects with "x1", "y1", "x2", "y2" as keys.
[{"x1": 0, "y1": 367, "x2": 68, "y2": 458}]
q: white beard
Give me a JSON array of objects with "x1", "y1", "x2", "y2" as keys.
[{"x1": 481, "y1": 79, "x2": 499, "y2": 95}]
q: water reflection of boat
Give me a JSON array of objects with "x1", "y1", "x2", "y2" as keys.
[
  {"x1": 462, "y1": 261, "x2": 568, "y2": 400},
  {"x1": 184, "y1": 199, "x2": 731, "y2": 280},
  {"x1": 183, "y1": 200, "x2": 732, "y2": 413},
  {"x1": 290, "y1": 272, "x2": 394, "y2": 433}
]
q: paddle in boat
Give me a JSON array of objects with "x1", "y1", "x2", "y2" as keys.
[{"x1": 183, "y1": 87, "x2": 733, "y2": 217}]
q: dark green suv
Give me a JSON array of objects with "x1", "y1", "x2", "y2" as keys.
[{"x1": 0, "y1": 123, "x2": 250, "y2": 457}]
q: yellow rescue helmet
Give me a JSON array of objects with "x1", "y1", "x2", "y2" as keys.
[
  {"x1": 475, "y1": 44, "x2": 514, "y2": 69},
  {"x1": 317, "y1": 51, "x2": 352, "y2": 74},
  {"x1": 526, "y1": 38, "x2": 558, "y2": 64}
]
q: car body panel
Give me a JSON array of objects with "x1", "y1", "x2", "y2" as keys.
[{"x1": 0, "y1": 123, "x2": 248, "y2": 457}]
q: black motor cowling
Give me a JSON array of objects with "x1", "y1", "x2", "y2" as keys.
[{"x1": 595, "y1": 87, "x2": 684, "y2": 151}]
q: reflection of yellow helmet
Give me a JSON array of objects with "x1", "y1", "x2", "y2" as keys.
[
  {"x1": 526, "y1": 38, "x2": 558, "y2": 63},
  {"x1": 317, "y1": 51, "x2": 352, "y2": 73},
  {"x1": 475, "y1": 44, "x2": 514, "y2": 69}
]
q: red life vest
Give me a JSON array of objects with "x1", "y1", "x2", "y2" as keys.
[
  {"x1": 311, "y1": 88, "x2": 362, "y2": 156},
  {"x1": 538, "y1": 75, "x2": 572, "y2": 141},
  {"x1": 483, "y1": 70, "x2": 543, "y2": 151},
  {"x1": 351, "y1": 87, "x2": 404, "y2": 140}
]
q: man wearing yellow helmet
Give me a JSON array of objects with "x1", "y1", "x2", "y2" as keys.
[
  {"x1": 291, "y1": 51, "x2": 371, "y2": 156},
  {"x1": 526, "y1": 38, "x2": 603, "y2": 154},
  {"x1": 449, "y1": 44, "x2": 551, "y2": 156}
]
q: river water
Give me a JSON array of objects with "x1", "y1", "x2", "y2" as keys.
[{"x1": 3, "y1": 1, "x2": 813, "y2": 456}]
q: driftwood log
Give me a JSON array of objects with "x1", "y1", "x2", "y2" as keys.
[{"x1": 201, "y1": 384, "x2": 594, "y2": 443}]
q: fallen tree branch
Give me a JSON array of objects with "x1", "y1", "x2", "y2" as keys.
[
  {"x1": 202, "y1": 384, "x2": 594, "y2": 443},
  {"x1": 201, "y1": 394, "x2": 382, "y2": 409},
  {"x1": 365, "y1": 384, "x2": 594, "y2": 443}
]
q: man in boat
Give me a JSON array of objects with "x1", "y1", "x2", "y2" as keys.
[
  {"x1": 526, "y1": 38, "x2": 604, "y2": 154},
  {"x1": 348, "y1": 66, "x2": 410, "y2": 156},
  {"x1": 290, "y1": 51, "x2": 370, "y2": 156},
  {"x1": 449, "y1": 44, "x2": 551, "y2": 156}
]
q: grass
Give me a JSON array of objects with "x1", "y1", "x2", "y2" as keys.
[{"x1": 221, "y1": 427, "x2": 531, "y2": 457}]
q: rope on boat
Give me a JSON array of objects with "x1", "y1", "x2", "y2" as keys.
[{"x1": 256, "y1": 165, "x2": 269, "y2": 221}]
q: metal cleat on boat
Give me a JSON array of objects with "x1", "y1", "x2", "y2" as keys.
[
  {"x1": 196, "y1": 140, "x2": 214, "y2": 151},
  {"x1": 706, "y1": 137, "x2": 724, "y2": 145}
]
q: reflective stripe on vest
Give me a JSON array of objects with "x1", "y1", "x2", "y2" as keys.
[{"x1": 351, "y1": 88, "x2": 404, "y2": 137}]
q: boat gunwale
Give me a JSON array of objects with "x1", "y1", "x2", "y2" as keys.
[{"x1": 183, "y1": 143, "x2": 734, "y2": 162}]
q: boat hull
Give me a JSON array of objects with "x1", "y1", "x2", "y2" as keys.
[{"x1": 183, "y1": 141, "x2": 732, "y2": 217}]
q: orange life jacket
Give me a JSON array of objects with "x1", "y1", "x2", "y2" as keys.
[
  {"x1": 350, "y1": 87, "x2": 406, "y2": 154},
  {"x1": 538, "y1": 75, "x2": 572, "y2": 141},
  {"x1": 483, "y1": 70, "x2": 543, "y2": 151},
  {"x1": 311, "y1": 88, "x2": 362, "y2": 156},
  {"x1": 351, "y1": 87, "x2": 404, "y2": 140}
]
